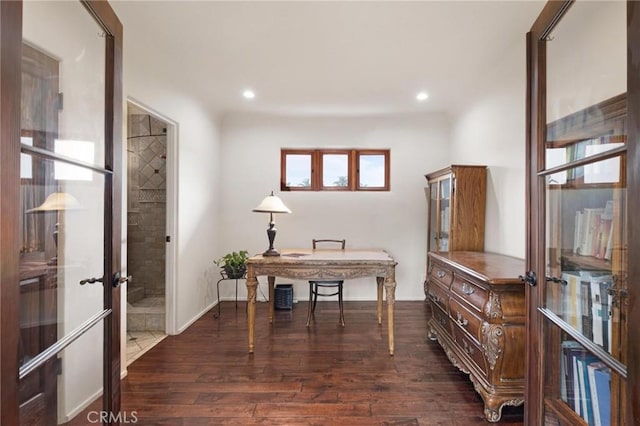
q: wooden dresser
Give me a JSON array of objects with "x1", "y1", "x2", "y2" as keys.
[{"x1": 426, "y1": 251, "x2": 526, "y2": 422}]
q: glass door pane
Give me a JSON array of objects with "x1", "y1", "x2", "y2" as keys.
[
  {"x1": 439, "y1": 178, "x2": 451, "y2": 252},
  {"x1": 544, "y1": 329, "x2": 621, "y2": 425},
  {"x1": 429, "y1": 184, "x2": 438, "y2": 251},
  {"x1": 542, "y1": 1, "x2": 627, "y2": 424},
  {"x1": 19, "y1": 2, "x2": 110, "y2": 424},
  {"x1": 22, "y1": 1, "x2": 106, "y2": 168},
  {"x1": 544, "y1": 159, "x2": 626, "y2": 356}
]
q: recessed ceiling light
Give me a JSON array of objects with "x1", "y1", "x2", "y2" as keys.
[
  {"x1": 243, "y1": 89, "x2": 256, "y2": 100},
  {"x1": 416, "y1": 92, "x2": 429, "y2": 101}
]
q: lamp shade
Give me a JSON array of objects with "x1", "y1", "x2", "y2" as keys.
[
  {"x1": 252, "y1": 191, "x2": 291, "y2": 214},
  {"x1": 26, "y1": 192, "x2": 82, "y2": 212}
]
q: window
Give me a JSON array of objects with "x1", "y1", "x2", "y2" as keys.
[
  {"x1": 356, "y1": 150, "x2": 389, "y2": 190},
  {"x1": 282, "y1": 150, "x2": 313, "y2": 188},
  {"x1": 281, "y1": 149, "x2": 390, "y2": 191},
  {"x1": 320, "y1": 151, "x2": 350, "y2": 190}
]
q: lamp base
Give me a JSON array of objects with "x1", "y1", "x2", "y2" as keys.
[{"x1": 262, "y1": 248, "x2": 281, "y2": 257}]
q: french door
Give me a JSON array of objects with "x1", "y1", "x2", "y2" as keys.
[{"x1": 1, "y1": 1, "x2": 123, "y2": 424}]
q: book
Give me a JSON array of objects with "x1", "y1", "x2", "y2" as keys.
[
  {"x1": 587, "y1": 273, "x2": 613, "y2": 352},
  {"x1": 574, "y1": 210, "x2": 583, "y2": 254},
  {"x1": 581, "y1": 208, "x2": 604, "y2": 256},
  {"x1": 561, "y1": 341, "x2": 584, "y2": 412},
  {"x1": 596, "y1": 200, "x2": 614, "y2": 259},
  {"x1": 590, "y1": 210, "x2": 603, "y2": 257},
  {"x1": 588, "y1": 361, "x2": 612, "y2": 426},
  {"x1": 573, "y1": 354, "x2": 582, "y2": 415},
  {"x1": 580, "y1": 276, "x2": 593, "y2": 340},
  {"x1": 588, "y1": 361, "x2": 602, "y2": 426},
  {"x1": 604, "y1": 212, "x2": 615, "y2": 260},
  {"x1": 593, "y1": 364, "x2": 612, "y2": 426},
  {"x1": 561, "y1": 271, "x2": 582, "y2": 332},
  {"x1": 576, "y1": 352, "x2": 599, "y2": 424}
]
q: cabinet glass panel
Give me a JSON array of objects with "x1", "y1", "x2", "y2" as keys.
[
  {"x1": 544, "y1": 329, "x2": 622, "y2": 426},
  {"x1": 429, "y1": 184, "x2": 438, "y2": 251},
  {"x1": 438, "y1": 178, "x2": 450, "y2": 252},
  {"x1": 544, "y1": 158, "x2": 626, "y2": 356}
]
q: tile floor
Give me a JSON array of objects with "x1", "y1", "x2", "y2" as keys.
[
  {"x1": 126, "y1": 330, "x2": 166, "y2": 365},
  {"x1": 127, "y1": 296, "x2": 166, "y2": 331}
]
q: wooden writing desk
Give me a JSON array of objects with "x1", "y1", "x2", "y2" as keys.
[{"x1": 245, "y1": 249, "x2": 398, "y2": 355}]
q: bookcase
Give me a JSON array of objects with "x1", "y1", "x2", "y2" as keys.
[{"x1": 525, "y1": 1, "x2": 639, "y2": 425}]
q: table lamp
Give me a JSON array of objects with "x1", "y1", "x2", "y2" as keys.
[{"x1": 252, "y1": 191, "x2": 291, "y2": 256}]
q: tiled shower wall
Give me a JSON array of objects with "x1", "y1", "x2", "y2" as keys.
[{"x1": 127, "y1": 113, "x2": 167, "y2": 304}]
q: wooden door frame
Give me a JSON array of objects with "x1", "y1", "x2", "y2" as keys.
[
  {"x1": 1, "y1": 1, "x2": 25, "y2": 421},
  {"x1": 625, "y1": 2, "x2": 640, "y2": 421},
  {"x1": 0, "y1": 1, "x2": 123, "y2": 424}
]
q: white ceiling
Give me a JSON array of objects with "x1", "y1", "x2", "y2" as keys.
[{"x1": 111, "y1": 1, "x2": 546, "y2": 118}]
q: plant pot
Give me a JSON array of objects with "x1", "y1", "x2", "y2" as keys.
[{"x1": 224, "y1": 265, "x2": 246, "y2": 279}]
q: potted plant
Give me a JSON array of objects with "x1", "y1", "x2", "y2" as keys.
[{"x1": 214, "y1": 250, "x2": 249, "y2": 279}]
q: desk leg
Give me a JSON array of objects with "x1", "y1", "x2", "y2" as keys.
[
  {"x1": 384, "y1": 270, "x2": 396, "y2": 356},
  {"x1": 376, "y1": 276, "x2": 384, "y2": 325},
  {"x1": 268, "y1": 276, "x2": 275, "y2": 323},
  {"x1": 246, "y1": 274, "x2": 258, "y2": 354}
]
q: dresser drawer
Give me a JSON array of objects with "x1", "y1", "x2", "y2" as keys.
[
  {"x1": 452, "y1": 325, "x2": 488, "y2": 377},
  {"x1": 431, "y1": 304, "x2": 452, "y2": 336},
  {"x1": 451, "y1": 276, "x2": 487, "y2": 312},
  {"x1": 427, "y1": 280, "x2": 449, "y2": 313},
  {"x1": 449, "y1": 297, "x2": 483, "y2": 344},
  {"x1": 428, "y1": 262, "x2": 454, "y2": 288}
]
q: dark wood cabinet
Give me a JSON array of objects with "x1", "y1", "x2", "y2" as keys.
[
  {"x1": 425, "y1": 165, "x2": 487, "y2": 254},
  {"x1": 426, "y1": 251, "x2": 525, "y2": 422},
  {"x1": 525, "y1": 1, "x2": 639, "y2": 424}
]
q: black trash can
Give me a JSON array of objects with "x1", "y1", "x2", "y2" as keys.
[{"x1": 274, "y1": 284, "x2": 293, "y2": 310}]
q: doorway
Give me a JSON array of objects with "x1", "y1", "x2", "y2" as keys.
[{"x1": 125, "y1": 101, "x2": 176, "y2": 363}]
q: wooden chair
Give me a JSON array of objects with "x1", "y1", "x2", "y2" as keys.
[{"x1": 306, "y1": 239, "x2": 346, "y2": 327}]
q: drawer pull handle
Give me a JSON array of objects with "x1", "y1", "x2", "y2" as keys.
[
  {"x1": 440, "y1": 318, "x2": 446, "y2": 326},
  {"x1": 456, "y1": 311, "x2": 468, "y2": 327},
  {"x1": 463, "y1": 340, "x2": 475, "y2": 355},
  {"x1": 461, "y1": 283, "x2": 475, "y2": 295},
  {"x1": 437, "y1": 270, "x2": 446, "y2": 279}
]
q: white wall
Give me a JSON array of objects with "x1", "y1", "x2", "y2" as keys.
[
  {"x1": 218, "y1": 113, "x2": 451, "y2": 301},
  {"x1": 450, "y1": 35, "x2": 528, "y2": 259},
  {"x1": 121, "y1": 53, "x2": 223, "y2": 332}
]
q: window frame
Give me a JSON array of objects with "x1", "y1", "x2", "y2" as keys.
[
  {"x1": 355, "y1": 149, "x2": 390, "y2": 191},
  {"x1": 318, "y1": 149, "x2": 353, "y2": 191},
  {"x1": 281, "y1": 148, "x2": 390, "y2": 192},
  {"x1": 280, "y1": 149, "x2": 315, "y2": 191}
]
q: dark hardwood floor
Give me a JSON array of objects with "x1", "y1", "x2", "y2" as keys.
[{"x1": 111, "y1": 300, "x2": 524, "y2": 425}]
